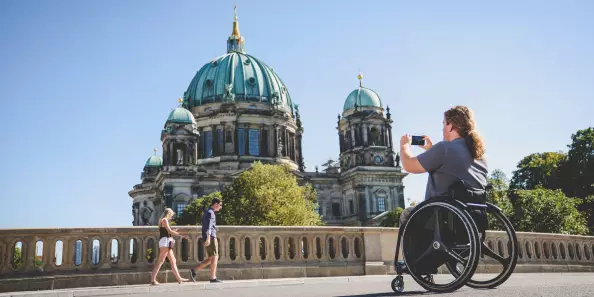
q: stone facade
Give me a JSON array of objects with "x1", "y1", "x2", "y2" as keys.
[{"x1": 128, "y1": 11, "x2": 407, "y2": 227}]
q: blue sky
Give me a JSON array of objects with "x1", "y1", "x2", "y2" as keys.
[{"x1": 0, "y1": 0, "x2": 592, "y2": 228}]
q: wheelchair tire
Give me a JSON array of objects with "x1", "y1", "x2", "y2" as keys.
[
  {"x1": 446, "y1": 209, "x2": 519, "y2": 289},
  {"x1": 391, "y1": 276, "x2": 404, "y2": 293},
  {"x1": 401, "y1": 201, "x2": 481, "y2": 293}
]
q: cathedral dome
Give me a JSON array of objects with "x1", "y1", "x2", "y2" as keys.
[
  {"x1": 182, "y1": 9, "x2": 294, "y2": 115},
  {"x1": 343, "y1": 73, "x2": 382, "y2": 112},
  {"x1": 166, "y1": 107, "x2": 196, "y2": 125},
  {"x1": 145, "y1": 155, "x2": 163, "y2": 167}
]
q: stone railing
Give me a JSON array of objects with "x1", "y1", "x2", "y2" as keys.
[{"x1": 0, "y1": 226, "x2": 593, "y2": 292}]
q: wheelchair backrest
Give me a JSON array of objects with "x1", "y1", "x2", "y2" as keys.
[{"x1": 447, "y1": 180, "x2": 487, "y2": 205}]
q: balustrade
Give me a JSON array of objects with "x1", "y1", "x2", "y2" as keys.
[{"x1": 0, "y1": 227, "x2": 593, "y2": 278}]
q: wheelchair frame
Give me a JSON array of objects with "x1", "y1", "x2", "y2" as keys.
[{"x1": 391, "y1": 194, "x2": 519, "y2": 294}]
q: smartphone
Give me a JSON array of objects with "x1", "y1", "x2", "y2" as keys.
[{"x1": 411, "y1": 136, "x2": 425, "y2": 146}]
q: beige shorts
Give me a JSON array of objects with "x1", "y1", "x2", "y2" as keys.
[{"x1": 205, "y1": 238, "x2": 218, "y2": 257}]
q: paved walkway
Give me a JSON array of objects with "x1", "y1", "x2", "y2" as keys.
[{"x1": 3, "y1": 273, "x2": 594, "y2": 297}]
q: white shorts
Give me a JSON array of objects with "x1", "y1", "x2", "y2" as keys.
[{"x1": 159, "y1": 237, "x2": 175, "y2": 248}]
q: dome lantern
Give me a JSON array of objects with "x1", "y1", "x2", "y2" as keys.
[{"x1": 227, "y1": 5, "x2": 245, "y2": 54}]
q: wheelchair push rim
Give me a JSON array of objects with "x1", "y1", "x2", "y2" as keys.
[{"x1": 401, "y1": 201, "x2": 481, "y2": 293}]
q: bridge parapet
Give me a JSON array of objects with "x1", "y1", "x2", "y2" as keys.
[{"x1": 0, "y1": 227, "x2": 593, "y2": 292}]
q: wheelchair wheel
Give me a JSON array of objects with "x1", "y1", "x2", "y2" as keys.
[
  {"x1": 391, "y1": 275, "x2": 404, "y2": 293},
  {"x1": 401, "y1": 201, "x2": 481, "y2": 293},
  {"x1": 445, "y1": 206, "x2": 518, "y2": 289}
]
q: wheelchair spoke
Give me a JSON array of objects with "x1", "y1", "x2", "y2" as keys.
[
  {"x1": 451, "y1": 244, "x2": 471, "y2": 258},
  {"x1": 481, "y1": 242, "x2": 510, "y2": 267},
  {"x1": 414, "y1": 245, "x2": 434, "y2": 266},
  {"x1": 445, "y1": 247, "x2": 466, "y2": 265},
  {"x1": 433, "y1": 208, "x2": 441, "y2": 240}
]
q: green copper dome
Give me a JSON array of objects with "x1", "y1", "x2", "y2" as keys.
[
  {"x1": 343, "y1": 87, "x2": 383, "y2": 112},
  {"x1": 166, "y1": 107, "x2": 196, "y2": 125},
  {"x1": 183, "y1": 13, "x2": 295, "y2": 115},
  {"x1": 145, "y1": 155, "x2": 163, "y2": 167}
]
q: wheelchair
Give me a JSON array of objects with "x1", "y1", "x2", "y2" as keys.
[{"x1": 390, "y1": 181, "x2": 519, "y2": 294}]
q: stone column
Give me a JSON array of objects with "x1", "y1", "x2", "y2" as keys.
[
  {"x1": 350, "y1": 123, "x2": 355, "y2": 147},
  {"x1": 289, "y1": 133, "x2": 293, "y2": 161},
  {"x1": 260, "y1": 124, "x2": 265, "y2": 157},
  {"x1": 244, "y1": 125, "x2": 249, "y2": 156},
  {"x1": 220, "y1": 121, "x2": 227, "y2": 155},
  {"x1": 388, "y1": 126, "x2": 393, "y2": 148},
  {"x1": 210, "y1": 125, "x2": 216, "y2": 157},
  {"x1": 169, "y1": 141, "x2": 174, "y2": 165},
  {"x1": 297, "y1": 130, "x2": 304, "y2": 171},
  {"x1": 363, "y1": 123, "x2": 368, "y2": 146},
  {"x1": 364, "y1": 187, "x2": 371, "y2": 218},
  {"x1": 284, "y1": 128, "x2": 289, "y2": 157},
  {"x1": 274, "y1": 125, "x2": 279, "y2": 157},
  {"x1": 191, "y1": 141, "x2": 196, "y2": 164},
  {"x1": 268, "y1": 125, "x2": 274, "y2": 157},
  {"x1": 234, "y1": 123, "x2": 239, "y2": 155}
]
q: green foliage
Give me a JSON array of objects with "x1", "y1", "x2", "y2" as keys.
[
  {"x1": 559, "y1": 128, "x2": 594, "y2": 231},
  {"x1": 218, "y1": 162, "x2": 322, "y2": 226},
  {"x1": 379, "y1": 207, "x2": 404, "y2": 227},
  {"x1": 145, "y1": 248, "x2": 153, "y2": 262},
  {"x1": 486, "y1": 170, "x2": 514, "y2": 230},
  {"x1": 12, "y1": 247, "x2": 23, "y2": 269},
  {"x1": 506, "y1": 127, "x2": 594, "y2": 234},
  {"x1": 176, "y1": 162, "x2": 323, "y2": 227},
  {"x1": 175, "y1": 192, "x2": 222, "y2": 226},
  {"x1": 508, "y1": 188, "x2": 588, "y2": 235},
  {"x1": 562, "y1": 127, "x2": 594, "y2": 197},
  {"x1": 509, "y1": 152, "x2": 566, "y2": 191}
]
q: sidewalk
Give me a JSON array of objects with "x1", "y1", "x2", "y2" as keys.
[{"x1": 0, "y1": 275, "x2": 393, "y2": 297}]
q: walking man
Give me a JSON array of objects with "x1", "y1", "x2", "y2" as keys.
[{"x1": 190, "y1": 198, "x2": 223, "y2": 283}]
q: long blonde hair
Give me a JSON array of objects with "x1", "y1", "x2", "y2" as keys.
[
  {"x1": 444, "y1": 105, "x2": 486, "y2": 160},
  {"x1": 160, "y1": 208, "x2": 175, "y2": 225}
]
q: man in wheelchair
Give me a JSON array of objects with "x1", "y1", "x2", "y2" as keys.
[
  {"x1": 398, "y1": 105, "x2": 488, "y2": 226},
  {"x1": 398, "y1": 105, "x2": 489, "y2": 274}
]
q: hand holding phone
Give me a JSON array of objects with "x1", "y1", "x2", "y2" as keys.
[{"x1": 411, "y1": 136, "x2": 425, "y2": 146}]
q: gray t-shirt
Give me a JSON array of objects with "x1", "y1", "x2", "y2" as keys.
[{"x1": 417, "y1": 138, "x2": 489, "y2": 200}]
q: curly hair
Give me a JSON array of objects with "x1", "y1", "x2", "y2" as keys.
[{"x1": 444, "y1": 106, "x2": 485, "y2": 160}]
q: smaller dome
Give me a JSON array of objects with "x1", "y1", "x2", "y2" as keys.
[
  {"x1": 343, "y1": 87, "x2": 382, "y2": 112},
  {"x1": 145, "y1": 155, "x2": 163, "y2": 167},
  {"x1": 166, "y1": 107, "x2": 196, "y2": 125}
]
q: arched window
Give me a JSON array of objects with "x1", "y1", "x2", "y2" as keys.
[
  {"x1": 375, "y1": 190, "x2": 388, "y2": 212},
  {"x1": 369, "y1": 127, "x2": 379, "y2": 146}
]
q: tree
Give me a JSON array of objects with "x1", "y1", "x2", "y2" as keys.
[
  {"x1": 509, "y1": 152, "x2": 566, "y2": 191},
  {"x1": 561, "y1": 127, "x2": 594, "y2": 197},
  {"x1": 508, "y1": 188, "x2": 588, "y2": 235},
  {"x1": 175, "y1": 192, "x2": 222, "y2": 226},
  {"x1": 379, "y1": 207, "x2": 404, "y2": 227},
  {"x1": 558, "y1": 127, "x2": 594, "y2": 231},
  {"x1": 220, "y1": 162, "x2": 323, "y2": 226},
  {"x1": 177, "y1": 162, "x2": 323, "y2": 226},
  {"x1": 486, "y1": 169, "x2": 514, "y2": 230}
]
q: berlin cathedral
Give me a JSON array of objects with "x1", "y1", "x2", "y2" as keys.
[{"x1": 129, "y1": 8, "x2": 407, "y2": 227}]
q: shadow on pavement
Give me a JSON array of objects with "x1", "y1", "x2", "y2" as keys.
[{"x1": 336, "y1": 291, "x2": 435, "y2": 297}]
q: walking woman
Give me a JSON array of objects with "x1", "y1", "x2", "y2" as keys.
[{"x1": 150, "y1": 208, "x2": 189, "y2": 285}]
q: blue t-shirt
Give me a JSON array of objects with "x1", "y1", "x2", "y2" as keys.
[
  {"x1": 417, "y1": 138, "x2": 489, "y2": 200},
  {"x1": 201, "y1": 208, "x2": 216, "y2": 239}
]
